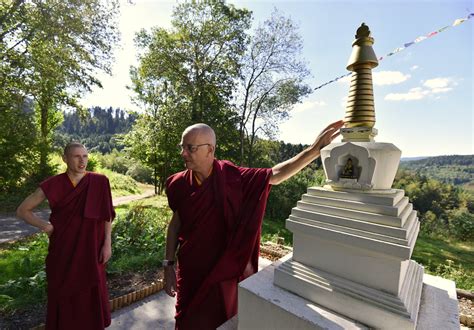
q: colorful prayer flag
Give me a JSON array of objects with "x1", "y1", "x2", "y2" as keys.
[
  {"x1": 313, "y1": 13, "x2": 472, "y2": 92},
  {"x1": 437, "y1": 26, "x2": 449, "y2": 33},
  {"x1": 414, "y1": 36, "x2": 427, "y2": 43}
]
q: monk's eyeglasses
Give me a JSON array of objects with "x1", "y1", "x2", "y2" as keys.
[{"x1": 178, "y1": 143, "x2": 211, "y2": 153}]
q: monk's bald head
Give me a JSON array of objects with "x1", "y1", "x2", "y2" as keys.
[
  {"x1": 64, "y1": 142, "x2": 87, "y2": 156},
  {"x1": 182, "y1": 123, "x2": 216, "y2": 146}
]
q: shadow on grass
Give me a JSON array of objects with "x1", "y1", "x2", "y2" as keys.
[{"x1": 413, "y1": 234, "x2": 474, "y2": 272}]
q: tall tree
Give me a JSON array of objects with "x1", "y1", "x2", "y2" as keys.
[
  {"x1": 124, "y1": 77, "x2": 182, "y2": 194},
  {"x1": 1, "y1": 0, "x2": 120, "y2": 179},
  {"x1": 0, "y1": 1, "x2": 37, "y2": 189},
  {"x1": 127, "y1": 0, "x2": 251, "y2": 188},
  {"x1": 236, "y1": 9, "x2": 312, "y2": 166},
  {"x1": 0, "y1": 102, "x2": 38, "y2": 192}
]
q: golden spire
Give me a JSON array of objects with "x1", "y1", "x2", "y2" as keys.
[{"x1": 344, "y1": 23, "x2": 378, "y2": 128}]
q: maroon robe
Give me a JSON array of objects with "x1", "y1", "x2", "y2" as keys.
[
  {"x1": 40, "y1": 172, "x2": 115, "y2": 330},
  {"x1": 166, "y1": 159, "x2": 272, "y2": 329}
]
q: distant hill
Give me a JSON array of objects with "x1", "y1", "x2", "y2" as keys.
[
  {"x1": 55, "y1": 106, "x2": 137, "y2": 153},
  {"x1": 401, "y1": 154, "x2": 473, "y2": 166},
  {"x1": 399, "y1": 154, "x2": 474, "y2": 192},
  {"x1": 400, "y1": 156, "x2": 428, "y2": 162}
]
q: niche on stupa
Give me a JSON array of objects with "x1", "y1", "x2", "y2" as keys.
[
  {"x1": 323, "y1": 142, "x2": 376, "y2": 190},
  {"x1": 337, "y1": 155, "x2": 361, "y2": 180}
]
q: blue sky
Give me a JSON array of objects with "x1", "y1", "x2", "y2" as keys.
[{"x1": 81, "y1": 0, "x2": 473, "y2": 157}]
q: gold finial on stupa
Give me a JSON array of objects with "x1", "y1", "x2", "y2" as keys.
[{"x1": 344, "y1": 23, "x2": 378, "y2": 129}]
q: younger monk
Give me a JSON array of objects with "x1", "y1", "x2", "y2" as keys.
[
  {"x1": 17, "y1": 142, "x2": 115, "y2": 330},
  {"x1": 164, "y1": 121, "x2": 343, "y2": 329}
]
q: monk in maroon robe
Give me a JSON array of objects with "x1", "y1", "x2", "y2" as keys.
[
  {"x1": 17, "y1": 142, "x2": 115, "y2": 330},
  {"x1": 164, "y1": 121, "x2": 343, "y2": 329}
]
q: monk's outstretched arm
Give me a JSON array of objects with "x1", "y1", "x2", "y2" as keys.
[
  {"x1": 164, "y1": 212, "x2": 181, "y2": 297},
  {"x1": 270, "y1": 120, "x2": 344, "y2": 185},
  {"x1": 16, "y1": 188, "x2": 54, "y2": 236}
]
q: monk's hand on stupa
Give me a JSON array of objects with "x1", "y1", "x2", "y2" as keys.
[
  {"x1": 164, "y1": 266, "x2": 177, "y2": 297},
  {"x1": 312, "y1": 120, "x2": 344, "y2": 151}
]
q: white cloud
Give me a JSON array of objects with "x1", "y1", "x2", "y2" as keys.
[
  {"x1": 423, "y1": 77, "x2": 452, "y2": 89},
  {"x1": 292, "y1": 100, "x2": 327, "y2": 113},
  {"x1": 373, "y1": 71, "x2": 411, "y2": 85},
  {"x1": 431, "y1": 87, "x2": 453, "y2": 94},
  {"x1": 384, "y1": 77, "x2": 456, "y2": 101},
  {"x1": 410, "y1": 65, "x2": 419, "y2": 71},
  {"x1": 385, "y1": 87, "x2": 429, "y2": 101},
  {"x1": 337, "y1": 71, "x2": 410, "y2": 86}
]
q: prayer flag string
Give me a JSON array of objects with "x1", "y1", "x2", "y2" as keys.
[{"x1": 313, "y1": 12, "x2": 473, "y2": 91}]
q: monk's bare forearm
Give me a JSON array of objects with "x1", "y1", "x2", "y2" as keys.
[
  {"x1": 270, "y1": 146, "x2": 320, "y2": 185},
  {"x1": 270, "y1": 120, "x2": 344, "y2": 185},
  {"x1": 164, "y1": 212, "x2": 180, "y2": 297},
  {"x1": 100, "y1": 220, "x2": 113, "y2": 264},
  {"x1": 16, "y1": 188, "x2": 52, "y2": 233},
  {"x1": 165, "y1": 212, "x2": 181, "y2": 261},
  {"x1": 104, "y1": 221, "x2": 112, "y2": 245},
  {"x1": 19, "y1": 212, "x2": 51, "y2": 231}
]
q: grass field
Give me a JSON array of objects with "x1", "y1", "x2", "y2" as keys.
[{"x1": 412, "y1": 235, "x2": 473, "y2": 290}]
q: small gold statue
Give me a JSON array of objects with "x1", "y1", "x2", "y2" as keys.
[{"x1": 340, "y1": 158, "x2": 356, "y2": 179}]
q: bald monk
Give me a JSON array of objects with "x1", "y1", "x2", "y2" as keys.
[
  {"x1": 164, "y1": 120, "x2": 344, "y2": 329},
  {"x1": 16, "y1": 142, "x2": 115, "y2": 330}
]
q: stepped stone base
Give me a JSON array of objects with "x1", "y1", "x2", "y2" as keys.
[
  {"x1": 274, "y1": 254, "x2": 423, "y2": 329},
  {"x1": 225, "y1": 258, "x2": 459, "y2": 330}
]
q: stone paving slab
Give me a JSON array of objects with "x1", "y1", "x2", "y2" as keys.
[
  {"x1": 110, "y1": 290, "x2": 176, "y2": 330},
  {"x1": 110, "y1": 258, "x2": 273, "y2": 329}
]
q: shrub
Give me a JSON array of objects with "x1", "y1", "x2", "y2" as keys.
[
  {"x1": 434, "y1": 259, "x2": 472, "y2": 291},
  {"x1": 96, "y1": 150, "x2": 131, "y2": 174},
  {"x1": 126, "y1": 163, "x2": 153, "y2": 184},
  {"x1": 449, "y1": 210, "x2": 474, "y2": 241},
  {"x1": 97, "y1": 168, "x2": 141, "y2": 195},
  {"x1": 419, "y1": 211, "x2": 443, "y2": 236},
  {"x1": 109, "y1": 203, "x2": 171, "y2": 273},
  {"x1": 0, "y1": 235, "x2": 49, "y2": 313},
  {"x1": 266, "y1": 167, "x2": 324, "y2": 221},
  {"x1": 86, "y1": 153, "x2": 100, "y2": 172}
]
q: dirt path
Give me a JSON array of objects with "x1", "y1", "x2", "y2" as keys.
[
  {"x1": 112, "y1": 189, "x2": 155, "y2": 206},
  {"x1": 0, "y1": 189, "x2": 156, "y2": 244}
]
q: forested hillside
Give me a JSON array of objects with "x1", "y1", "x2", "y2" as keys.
[
  {"x1": 400, "y1": 155, "x2": 474, "y2": 190},
  {"x1": 56, "y1": 107, "x2": 137, "y2": 153}
]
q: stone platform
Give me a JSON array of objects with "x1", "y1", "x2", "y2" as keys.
[{"x1": 219, "y1": 256, "x2": 459, "y2": 330}]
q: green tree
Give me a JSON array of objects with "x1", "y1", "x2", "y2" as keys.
[
  {"x1": 236, "y1": 9, "x2": 311, "y2": 166},
  {"x1": 266, "y1": 167, "x2": 324, "y2": 221},
  {"x1": 127, "y1": 1, "x2": 252, "y2": 187},
  {"x1": 0, "y1": 104, "x2": 38, "y2": 192},
  {"x1": 55, "y1": 107, "x2": 137, "y2": 153},
  {"x1": 449, "y1": 210, "x2": 474, "y2": 241},
  {"x1": 123, "y1": 107, "x2": 181, "y2": 194},
  {"x1": 127, "y1": 63, "x2": 184, "y2": 193},
  {"x1": 1, "y1": 0, "x2": 120, "y2": 179},
  {"x1": 394, "y1": 170, "x2": 466, "y2": 237},
  {"x1": 131, "y1": 1, "x2": 250, "y2": 160}
]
